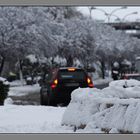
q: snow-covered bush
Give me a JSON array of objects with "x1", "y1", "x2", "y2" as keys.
[
  {"x1": 4, "y1": 97, "x2": 14, "y2": 105},
  {"x1": 62, "y1": 79, "x2": 140, "y2": 133},
  {"x1": 26, "y1": 77, "x2": 33, "y2": 85},
  {"x1": 0, "y1": 77, "x2": 9, "y2": 105}
]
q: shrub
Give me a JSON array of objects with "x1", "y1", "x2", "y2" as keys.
[{"x1": 0, "y1": 77, "x2": 9, "y2": 105}]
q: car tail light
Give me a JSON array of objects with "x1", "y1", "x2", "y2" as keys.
[
  {"x1": 54, "y1": 79, "x2": 58, "y2": 84},
  {"x1": 124, "y1": 76, "x2": 128, "y2": 80},
  {"x1": 87, "y1": 77, "x2": 94, "y2": 88},
  {"x1": 51, "y1": 79, "x2": 58, "y2": 89}
]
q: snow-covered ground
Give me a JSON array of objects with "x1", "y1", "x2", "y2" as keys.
[
  {"x1": 1, "y1": 79, "x2": 140, "y2": 133},
  {"x1": 9, "y1": 80, "x2": 26, "y2": 87},
  {"x1": 93, "y1": 78, "x2": 113, "y2": 86},
  {"x1": 0, "y1": 104, "x2": 74, "y2": 133},
  {"x1": 0, "y1": 80, "x2": 73, "y2": 133},
  {"x1": 9, "y1": 83, "x2": 41, "y2": 97}
]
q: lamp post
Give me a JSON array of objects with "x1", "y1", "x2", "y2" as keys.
[
  {"x1": 107, "y1": 6, "x2": 127, "y2": 22},
  {"x1": 107, "y1": 12, "x2": 138, "y2": 23},
  {"x1": 106, "y1": 14, "x2": 121, "y2": 22},
  {"x1": 89, "y1": 6, "x2": 127, "y2": 22},
  {"x1": 89, "y1": 6, "x2": 108, "y2": 21},
  {"x1": 121, "y1": 11, "x2": 138, "y2": 22},
  {"x1": 119, "y1": 12, "x2": 138, "y2": 30}
]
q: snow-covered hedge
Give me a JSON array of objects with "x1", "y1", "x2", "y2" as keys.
[
  {"x1": 61, "y1": 80, "x2": 140, "y2": 133},
  {"x1": 0, "y1": 77, "x2": 9, "y2": 86},
  {"x1": 0, "y1": 77, "x2": 9, "y2": 105}
]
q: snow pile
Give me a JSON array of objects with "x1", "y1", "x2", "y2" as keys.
[
  {"x1": 4, "y1": 97, "x2": 14, "y2": 105},
  {"x1": 53, "y1": 55, "x2": 67, "y2": 66},
  {"x1": 26, "y1": 54, "x2": 37, "y2": 63},
  {"x1": 9, "y1": 80, "x2": 26, "y2": 87},
  {"x1": 62, "y1": 79, "x2": 140, "y2": 133},
  {"x1": 93, "y1": 78, "x2": 113, "y2": 86},
  {"x1": 0, "y1": 105, "x2": 73, "y2": 133},
  {"x1": 0, "y1": 77, "x2": 9, "y2": 86},
  {"x1": 8, "y1": 84, "x2": 41, "y2": 96}
]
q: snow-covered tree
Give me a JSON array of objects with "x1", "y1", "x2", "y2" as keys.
[{"x1": 0, "y1": 6, "x2": 140, "y2": 80}]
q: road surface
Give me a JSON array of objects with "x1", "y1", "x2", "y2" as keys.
[{"x1": 8, "y1": 83, "x2": 109, "y2": 105}]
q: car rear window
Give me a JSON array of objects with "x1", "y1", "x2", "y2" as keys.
[{"x1": 58, "y1": 70, "x2": 86, "y2": 80}]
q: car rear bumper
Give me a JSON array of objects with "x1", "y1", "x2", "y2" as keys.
[{"x1": 50, "y1": 86, "x2": 78, "y2": 104}]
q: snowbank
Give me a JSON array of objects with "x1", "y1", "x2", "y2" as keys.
[
  {"x1": 9, "y1": 80, "x2": 26, "y2": 87},
  {"x1": 93, "y1": 78, "x2": 113, "y2": 86},
  {"x1": 8, "y1": 84, "x2": 41, "y2": 96},
  {"x1": 26, "y1": 54, "x2": 37, "y2": 63},
  {"x1": 0, "y1": 105, "x2": 73, "y2": 133},
  {"x1": 0, "y1": 77, "x2": 9, "y2": 86},
  {"x1": 62, "y1": 79, "x2": 140, "y2": 133}
]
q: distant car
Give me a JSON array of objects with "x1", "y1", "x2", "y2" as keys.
[
  {"x1": 121, "y1": 73, "x2": 140, "y2": 81},
  {"x1": 40, "y1": 67, "x2": 94, "y2": 106}
]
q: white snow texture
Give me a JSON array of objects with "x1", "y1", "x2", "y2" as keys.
[{"x1": 62, "y1": 79, "x2": 140, "y2": 133}]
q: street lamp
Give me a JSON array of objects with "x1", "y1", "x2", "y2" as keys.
[
  {"x1": 122, "y1": 11, "x2": 138, "y2": 22},
  {"x1": 108, "y1": 6, "x2": 127, "y2": 22},
  {"x1": 90, "y1": 6, "x2": 127, "y2": 22},
  {"x1": 119, "y1": 12, "x2": 138, "y2": 31},
  {"x1": 89, "y1": 6, "x2": 108, "y2": 21},
  {"x1": 104, "y1": 12, "x2": 138, "y2": 23},
  {"x1": 105, "y1": 14, "x2": 121, "y2": 22}
]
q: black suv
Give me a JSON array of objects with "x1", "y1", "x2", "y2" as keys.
[{"x1": 40, "y1": 67, "x2": 94, "y2": 106}]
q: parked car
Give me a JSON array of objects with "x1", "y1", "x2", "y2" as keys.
[
  {"x1": 40, "y1": 67, "x2": 94, "y2": 106},
  {"x1": 121, "y1": 73, "x2": 140, "y2": 81}
]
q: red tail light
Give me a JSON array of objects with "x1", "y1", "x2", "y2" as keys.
[
  {"x1": 87, "y1": 77, "x2": 94, "y2": 88},
  {"x1": 51, "y1": 79, "x2": 58, "y2": 89},
  {"x1": 124, "y1": 76, "x2": 128, "y2": 80}
]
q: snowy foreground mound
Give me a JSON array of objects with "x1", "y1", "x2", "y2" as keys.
[
  {"x1": 62, "y1": 80, "x2": 140, "y2": 133},
  {"x1": 0, "y1": 105, "x2": 73, "y2": 133}
]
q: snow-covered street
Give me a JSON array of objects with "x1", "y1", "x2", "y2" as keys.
[{"x1": 0, "y1": 79, "x2": 140, "y2": 133}]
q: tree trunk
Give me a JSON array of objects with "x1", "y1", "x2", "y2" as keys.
[
  {"x1": 101, "y1": 59, "x2": 105, "y2": 79},
  {"x1": 19, "y1": 59, "x2": 24, "y2": 86},
  {"x1": 67, "y1": 55, "x2": 73, "y2": 67},
  {"x1": 0, "y1": 57, "x2": 5, "y2": 76}
]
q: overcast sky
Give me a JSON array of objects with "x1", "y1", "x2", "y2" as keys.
[{"x1": 77, "y1": 6, "x2": 140, "y2": 22}]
